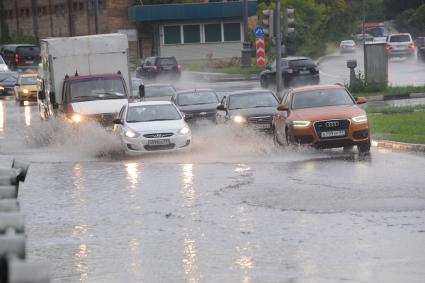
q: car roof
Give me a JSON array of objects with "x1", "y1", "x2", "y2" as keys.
[
  {"x1": 128, "y1": 101, "x2": 173, "y2": 106},
  {"x1": 291, "y1": 84, "x2": 346, "y2": 93},
  {"x1": 283, "y1": 56, "x2": 310, "y2": 61},
  {"x1": 65, "y1": 73, "x2": 122, "y2": 81},
  {"x1": 388, "y1": 33, "x2": 411, "y2": 36},
  {"x1": 341, "y1": 40, "x2": 355, "y2": 43},
  {"x1": 176, "y1": 88, "x2": 214, "y2": 94},
  {"x1": 2, "y1": 44, "x2": 38, "y2": 48},
  {"x1": 145, "y1": 83, "x2": 174, "y2": 87}
]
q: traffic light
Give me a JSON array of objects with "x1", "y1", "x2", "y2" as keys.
[
  {"x1": 284, "y1": 8, "x2": 295, "y2": 36},
  {"x1": 262, "y1": 9, "x2": 274, "y2": 38}
]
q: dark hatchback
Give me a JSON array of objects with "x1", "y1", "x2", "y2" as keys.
[
  {"x1": 0, "y1": 72, "x2": 18, "y2": 97},
  {"x1": 142, "y1": 83, "x2": 176, "y2": 101},
  {"x1": 0, "y1": 44, "x2": 41, "y2": 71},
  {"x1": 172, "y1": 89, "x2": 219, "y2": 123},
  {"x1": 136, "y1": 56, "x2": 181, "y2": 80},
  {"x1": 217, "y1": 90, "x2": 279, "y2": 132},
  {"x1": 260, "y1": 57, "x2": 320, "y2": 89}
]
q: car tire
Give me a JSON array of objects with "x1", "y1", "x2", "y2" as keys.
[
  {"x1": 260, "y1": 76, "x2": 268, "y2": 88},
  {"x1": 358, "y1": 139, "x2": 371, "y2": 153}
]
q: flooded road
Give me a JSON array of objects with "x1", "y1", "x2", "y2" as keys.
[{"x1": 1, "y1": 99, "x2": 425, "y2": 283}]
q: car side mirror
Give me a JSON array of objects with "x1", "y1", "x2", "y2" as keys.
[
  {"x1": 139, "y1": 84, "x2": 145, "y2": 98},
  {"x1": 217, "y1": 104, "x2": 226, "y2": 111},
  {"x1": 355, "y1": 97, "x2": 367, "y2": 104},
  {"x1": 38, "y1": 90, "x2": 46, "y2": 100},
  {"x1": 113, "y1": 118, "x2": 123, "y2": 125},
  {"x1": 277, "y1": 104, "x2": 289, "y2": 111}
]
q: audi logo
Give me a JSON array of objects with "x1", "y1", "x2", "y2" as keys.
[{"x1": 325, "y1": 121, "x2": 339, "y2": 127}]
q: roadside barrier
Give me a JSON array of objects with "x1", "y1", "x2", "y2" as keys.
[{"x1": 0, "y1": 160, "x2": 50, "y2": 283}]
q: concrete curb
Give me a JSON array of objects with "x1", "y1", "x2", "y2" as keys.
[
  {"x1": 372, "y1": 140, "x2": 425, "y2": 152},
  {"x1": 366, "y1": 92, "x2": 425, "y2": 102}
]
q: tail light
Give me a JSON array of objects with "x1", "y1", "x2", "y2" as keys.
[
  {"x1": 287, "y1": 68, "x2": 294, "y2": 74},
  {"x1": 15, "y1": 53, "x2": 19, "y2": 64},
  {"x1": 177, "y1": 64, "x2": 181, "y2": 71},
  {"x1": 153, "y1": 65, "x2": 158, "y2": 72},
  {"x1": 408, "y1": 43, "x2": 416, "y2": 49}
]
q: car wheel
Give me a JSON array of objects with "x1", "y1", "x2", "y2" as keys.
[
  {"x1": 358, "y1": 139, "x2": 371, "y2": 153},
  {"x1": 260, "y1": 76, "x2": 268, "y2": 88}
]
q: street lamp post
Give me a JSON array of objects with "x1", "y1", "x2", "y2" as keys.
[{"x1": 241, "y1": 0, "x2": 252, "y2": 68}]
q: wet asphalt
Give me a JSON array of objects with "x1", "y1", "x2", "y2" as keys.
[{"x1": 1, "y1": 94, "x2": 425, "y2": 282}]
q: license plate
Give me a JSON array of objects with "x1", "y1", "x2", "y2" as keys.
[
  {"x1": 148, "y1": 139, "x2": 170, "y2": 146},
  {"x1": 25, "y1": 60, "x2": 34, "y2": 64},
  {"x1": 299, "y1": 70, "x2": 310, "y2": 75},
  {"x1": 252, "y1": 123, "x2": 270, "y2": 129},
  {"x1": 321, "y1": 130, "x2": 345, "y2": 138}
]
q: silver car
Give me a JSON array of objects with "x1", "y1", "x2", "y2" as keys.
[{"x1": 386, "y1": 33, "x2": 416, "y2": 58}]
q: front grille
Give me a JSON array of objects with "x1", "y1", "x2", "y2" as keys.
[
  {"x1": 144, "y1": 133, "x2": 173, "y2": 138},
  {"x1": 294, "y1": 135, "x2": 314, "y2": 144},
  {"x1": 144, "y1": 144, "x2": 175, "y2": 151},
  {"x1": 314, "y1": 119, "x2": 350, "y2": 139},
  {"x1": 248, "y1": 116, "x2": 272, "y2": 124}
]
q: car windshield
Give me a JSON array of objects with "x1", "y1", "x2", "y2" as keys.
[
  {"x1": 145, "y1": 85, "x2": 175, "y2": 98},
  {"x1": 69, "y1": 77, "x2": 126, "y2": 102},
  {"x1": 228, "y1": 92, "x2": 278, "y2": 110},
  {"x1": 21, "y1": 76, "x2": 37, "y2": 85},
  {"x1": 126, "y1": 104, "x2": 182, "y2": 122},
  {"x1": 177, "y1": 91, "x2": 218, "y2": 106},
  {"x1": 0, "y1": 72, "x2": 18, "y2": 83},
  {"x1": 341, "y1": 40, "x2": 354, "y2": 45},
  {"x1": 157, "y1": 57, "x2": 177, "y2": 66},
  {"x1": 390, "y1": 34, "x2": 410, "y2": 42},
  {"x1": 289, "y1": 59, "x2": 315, "y2": 68},
  {"x1": 292, "y1": 89, "x2": 354, "y2": 109},
  {"x1": 17, "y1": 46, "x2": 40, "y2": 57}
]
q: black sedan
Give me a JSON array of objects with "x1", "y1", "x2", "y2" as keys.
[
  {"x1": 216, "y1": 90, "x2": 279, "y2": 132},
  {"x1": 172, "y1": 89, "x2": 219, "y2": 123},
  {"x1": 0, "y1": 71, "x2": 18, "y2": 97},
  {"x1": 260, "y1": 57, "x2": 320, "y2": 89}
]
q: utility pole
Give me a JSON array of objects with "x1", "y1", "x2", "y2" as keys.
[
  {"x1": 240, "y1": 0, "x2": 252, "y2": 68},
  {"x1": 31, "y1": 0, "x2": 39, "y2": 39},
  {"x1": 94, "y1": 0, "x2": 99, "y2": 34},
  {"x1": 275, "y1": 0, "x2": 282, "y2": 94},
  {"x1": 362, "y1": 0, "x2": 365, "y2": 44}
]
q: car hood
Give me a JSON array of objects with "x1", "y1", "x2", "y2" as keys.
[
  {"x1": 20, "y1": 85, "x2": 38, "y2": 91},
  {"x1": 291, "y1": 105, "x2": 366, "y2": 121},
  {"x1": 126, "y1": 119, "x2": 186, "y2": 133},
  {"x1": 144, "y1": 96, "x2": 172, "y2": 101},
  {"x1": 71, "y1": 99, "x2": 128, "y2": 115},
  {"x1": 228, "y1": 106, "x2": 277, "y2": 117},
  {"x1": 178, "y1": 103, "x2": 218, "y2": 113}
]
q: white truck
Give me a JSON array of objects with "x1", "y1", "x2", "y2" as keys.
[{"x1": 37, "y1": 33, "x2": 133, "y2": 126}]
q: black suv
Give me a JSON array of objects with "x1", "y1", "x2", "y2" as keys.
[
  {"x1": 260, "y1": 57, "x2": 320, "y2": 89},
  {"x1": 0, "y1": 44, "x2": 41, "y2": 71},
  {"x1": 136, "y1": 56, "x2": 181, "y2": 80}
]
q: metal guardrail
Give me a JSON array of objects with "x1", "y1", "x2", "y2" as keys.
[{"x1": 0, "y1": 160, "x2": 50, "y2": 283}]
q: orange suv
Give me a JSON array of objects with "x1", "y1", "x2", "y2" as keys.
[{"x1": 272, "y1": 84, "x2": 370, "y2": 152}]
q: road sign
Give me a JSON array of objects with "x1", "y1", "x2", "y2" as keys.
[
  {"x1": 254, "y1": 26, "x2": 265, "y2": 38},
  {"x1": 256, "y1": 37, "x2": 266, "y2": 66}
]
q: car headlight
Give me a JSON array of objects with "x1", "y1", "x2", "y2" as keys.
[
  {"x1": 352, "y1": 115, "x2": 368, "y2": 123},
  {"x1": 125, "y1": 129, "x2": 140, "y2": 138},
  {"x1": 71, "y1": 113, "x2": 82, "y2": 123},
  {"x1": 179, "y1": 126, "x2": 191, "y2": 135},
  {"x1": 0, "y1": 86, "x2": 4, "y2": 91},
  {"x1": 231, "y1": 115, "x2": 247, "y2": 123},
  {"x1": 23, "y1": 89, "x2": 29, "y2": 94},
  {"x1": 291, "y1": 120, "x2": 311, "y2": 128}
]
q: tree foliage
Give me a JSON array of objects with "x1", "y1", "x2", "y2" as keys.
[{"x1": 394, "y1": 4, "x2": 425, "y2": 37}]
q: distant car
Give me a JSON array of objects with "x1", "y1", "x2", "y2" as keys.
[
  {"x1": 339, "y1": 40, "x2": 356, "y2": 53},
  {"x1": 216, "y1": 90, "x2": 279, "y2": 132},
  {"x1": 260, "y1": 57, "x2": 320, "y2": 89},
  {"x1": 272, "y1": 84, "x2": 370, "y2": 152},
  {"x1": 417, "y1": 37, "x2": 425, "y2": 62},
  {"x1": 0, "y1": 44, "x2": 41, "y2": 71},
  {"x1": 113, "y1": 101, "x2": 192, "y2": 154},
  {"x1": 0, "y1": 55, "x2": 8, "y2": 72},
  {"x1": 131, "y1": 77, "x2": 143, "y2": 98},
  {"x1": 386, "y1": 33, "x2": 415, "y2": 58},
  {"x1": 353, "y1": 33, "x2": 374, "y2": 42},
  {"x1": 14, "y1": 73, "x2": 38, "y2": 105},
  {"x1": 172, "y1": 89, "x2": 220, "y2": 123},
  {"x1": 0, "y1": 71, "x2": 18, "y2": 97},
  {"x1": 142, "y1": 83, "x2": 176, "y2": 101},
  {"x1": 136, "y1": 56, "x2": 181, "y2": 80}
]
